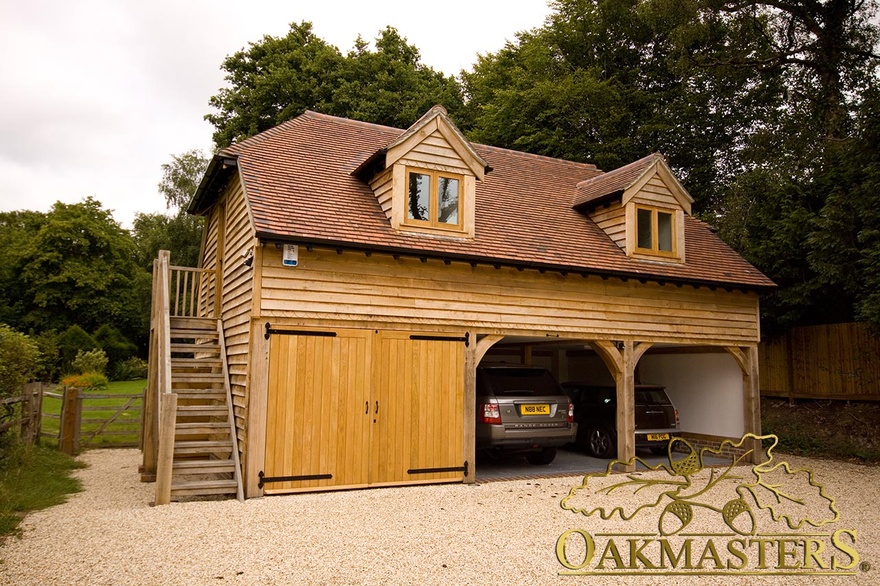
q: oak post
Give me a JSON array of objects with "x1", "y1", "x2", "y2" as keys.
[
  {"x1": 616, "y1": 341, "x2": 636, "y2": 472},
  {"x1": 463, "y1": 337, "x2": 477, "y2": 484},
  {"x1": 59, "y1": 386, "x2": 80, "y2": 456},
  {"x1": 155, "y1": 392, "x2": 178, "y2": 505}
]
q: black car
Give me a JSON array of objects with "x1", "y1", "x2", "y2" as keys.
[
  {"x1": 562, "y1": 382, "x2": 680, "y2": 458},
  {"x1": 476, "y1": 365, "x2": 577, "y2": 465}
]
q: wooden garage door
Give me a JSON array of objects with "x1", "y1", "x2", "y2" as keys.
[
  {"x1": 372, "y1": 332, "x2": 466, "y2": 485},
  {"x1": 264, "y1": 329, "x2": 371, "y2": 493},
  {"x1": 264, "y1": 328, "x2": 466, "y2": 494}
]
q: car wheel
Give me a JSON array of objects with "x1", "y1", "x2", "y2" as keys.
[
  {"x1": 525, "y1": 447, "x2": 557, "y2": 465},
  {"x1": 588, "y1": 426, "x2": 616, "y2": 458}
]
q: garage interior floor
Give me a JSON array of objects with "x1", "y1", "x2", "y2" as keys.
[{"x1": 475, "y1": 448, "x2": 729, "y2": 482}]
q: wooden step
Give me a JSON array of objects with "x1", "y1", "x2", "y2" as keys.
[
  {"x1": 169, "y1": 317, "x2": 218, "y2": 331},
  {"x1": 171, "y1": 356, "x2": 223, "y2": 369},
  {"x1": 172, "y1": 372, "x2": 225, "y2": 382},
  {"x1": 170, "y1": 329, "x2": 219, "y2": 338},
  {"x1": 170, "y1": 343, "x2": 220, "y2": 353},
  {"x1": 171, "y1": 479, "x2": 239, "y2": 497},
  {"x1": 173, "y1": 392, "x2": 226, "y2": 401},
  {"x1": 177, "y1": 405, "x2": 229, "y2": 416},
  {"x1": 173, "y1": 440, "x2": 233, "y2": 456},
  {"x1": 175, "y1": 422, "x2": 230, "y2": 435},
  {"x1": 172, "y1": 460, "x2": 236, "y2": 474}
]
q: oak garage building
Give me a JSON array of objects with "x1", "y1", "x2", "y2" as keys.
[{"x1": 142, "y1": 106, "x2": 774, "y2": 502}]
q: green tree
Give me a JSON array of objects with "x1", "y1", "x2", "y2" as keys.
[
  {"x1": 461, "y1": 0, "x2": 777, "y2": 212},
  {"x1": 206, "y1": 22, "x2": 464, "y2": 148},
  {"x1": 133, "y1": 149, "x2": 209, "y2": 270},
  {"x1": 326, "y1": 27, "x2": 465, "y2": 129},
  {"x1": 158, "y1": 149, "x2": 210, "y2": 210},
  {"x1": 0, "y1": 210, "x2": 46, "y2": 328},
  {"x1": 16, "y1": 198, "x2": 146, "y2": 342}
]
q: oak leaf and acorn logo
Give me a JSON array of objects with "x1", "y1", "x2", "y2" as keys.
[{"x1": 560, "y1": 434, "x2": 839, "y2": 535}]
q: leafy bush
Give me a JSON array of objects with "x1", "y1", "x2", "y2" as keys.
[
  {"x1": 60, "y1": 372, "x2": 108, "y2": 390},
  {"x1": 0, "y1": 324, "x2": 40, "y2": 399},
  {"x1": 112, "y1": 356, "x2": 148, "y2": 381},
  {"x1": 57, "y1": 325, "x2": 98, "y2": 373},
  {"x1": 93, "y1": 324, "x2": 137, "y2": 367},
  {"x1": 71, "y1": 348, "x2": 108, "y2": 376}
]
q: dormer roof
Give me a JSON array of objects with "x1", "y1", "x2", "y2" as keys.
[
  {"x1": 573, "y1": 153, "x2": 694, "y2": 213},
  {"x1": 354, "y1": 104, "x2": 489, "y2": 181}
]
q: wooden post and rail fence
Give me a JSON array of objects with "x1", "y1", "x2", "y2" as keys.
[
  {"x1": 0, "y1": 383, "x2": 44, "y2": 445},
  {"x1": 1, "y1": 383, "x2": 143, "y2": 455}
]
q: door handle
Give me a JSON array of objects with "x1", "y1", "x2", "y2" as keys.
[
  {"x1": 365, "y1": 401, "x2": 369, "y2": 414},
  {"x1": 375, "y1": 401, "x2": 379, "y2": 414}
]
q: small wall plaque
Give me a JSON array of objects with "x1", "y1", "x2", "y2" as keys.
[{"x1": 282, "y1": 244, "x2": 299, "y2": 267}]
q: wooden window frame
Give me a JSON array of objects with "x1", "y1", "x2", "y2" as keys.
[
  {"x1": 634, "y1": 205, "x2": 677, "y2": 258},
  {"x1": 404, "y1": 167, "x2": 464, "y2": 232}
]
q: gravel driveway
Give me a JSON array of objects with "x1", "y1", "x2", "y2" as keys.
[{"x1": 1, "y1": 449, "x2": 878, "y2": 585}]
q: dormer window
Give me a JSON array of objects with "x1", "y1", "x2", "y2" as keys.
[
  {"x1": 636, "y1": 206, "x2": 675, "y2": 255},
  {"x1": 356, "y1": 105, "x2": 487, "y2": 240},
  {"x1": 406, "y1": 168, "x2": 462, "y2": 228}
]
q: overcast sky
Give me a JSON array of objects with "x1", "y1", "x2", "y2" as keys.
[{"x1": 0, "y1": 0, "x2": 553, "y2": 227}]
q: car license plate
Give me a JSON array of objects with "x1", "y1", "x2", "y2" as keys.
[
  {"x1": 647, "y1": 433, "x2": 670, "y2": 441},
  {"x1": 520, "y1": 404, "x2": 550, "y2": 416}
]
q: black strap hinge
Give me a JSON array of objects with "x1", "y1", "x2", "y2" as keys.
[
  {"x1": 410, "y1": 332, "x2": 469, "y2": 347},
  {"x1": 265, "y1": 322, "x2": 338, "y2": 340},
  {"x1": 407, "y1": 461, "x2": 468, "y2": 476},
  {"x1": 258, "y1": 470, "x2": 332, "y2": 488}
]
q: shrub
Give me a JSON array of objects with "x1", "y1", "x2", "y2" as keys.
[
  {"x1": 60, "y1": 372, "x2": 108, "y2": 390},
  {"x1": 112, "y1": 356, "x2": 148, "y2": 381},
  {"x1": 0, "y1": 324, "x2": 40, "y2": 399},
  {"x1": 32, "y1": 330, "x2": 60, "y2": 382},
  {"x1": 71, "y1": 348, "x2": 108, "y2": 376},
  {"x1": 93, "y1": 324, "x2": 137, "y2": 367},
  {"x1": 57, "y1": 325, "x2": 98, "y2": 373}
]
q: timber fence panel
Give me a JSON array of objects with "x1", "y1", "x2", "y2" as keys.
[
  {"x1": 0, "y1": 383, "x2": 43, "y2": 443},
  {"x1": 760, "y1": 322, "x2": 880, "y2": 401},
  {"x1": 41, "y1": 386, "x2": 144, "y2": 450}
]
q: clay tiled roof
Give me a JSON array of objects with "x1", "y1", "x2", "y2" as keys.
[{"x1": 215, "y1": 111, "x2": 773, "y2": 290}]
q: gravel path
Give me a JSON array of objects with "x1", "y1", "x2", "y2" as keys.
[{"x1": 1, "y1": 449, "x2": 878, "y2": 585}]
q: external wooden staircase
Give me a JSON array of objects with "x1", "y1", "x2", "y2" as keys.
[
  {"x1": 142, "y1": 251, "x2": 243, "y2": 504},
  {"x1": 166, "y1": 316, "x2": 242, "y2": 499}
]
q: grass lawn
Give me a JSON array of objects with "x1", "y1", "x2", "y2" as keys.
[
  {"x1": 0, "y1": 443, "x2": 85, "y2": 540},
  {"x1": 41, "y1": 379, "x2": 146, "y2": 449}
]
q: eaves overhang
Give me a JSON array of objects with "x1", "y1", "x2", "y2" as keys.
[{"x1": 187, "y1": 154, "x2": 239, "y2": 216}]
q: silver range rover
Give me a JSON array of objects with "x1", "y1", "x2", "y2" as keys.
[{"x1": 475, "y1": 365, "x2": 577, "y2": 465}]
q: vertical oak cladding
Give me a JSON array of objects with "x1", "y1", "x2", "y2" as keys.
[
  {"x1": 263, "y1": 329, "x2": 465, "y2": 494},
  {"x1": 258, "y1": 247, "x2": 761, "y2": 344}
]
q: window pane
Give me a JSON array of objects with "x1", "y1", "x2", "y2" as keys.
[
  {"x1": 637, "y1": 208, "x2": 653, "y2": 249},
  {"x1": 437, "y1": 176, "x2": 460, "y2": 224},
  {"x1": 407, "y1": 173, "x2": 430, "y2": 221},
  {"x1": 657, "y1": 212, "x2": 673, "y2": 251}
]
